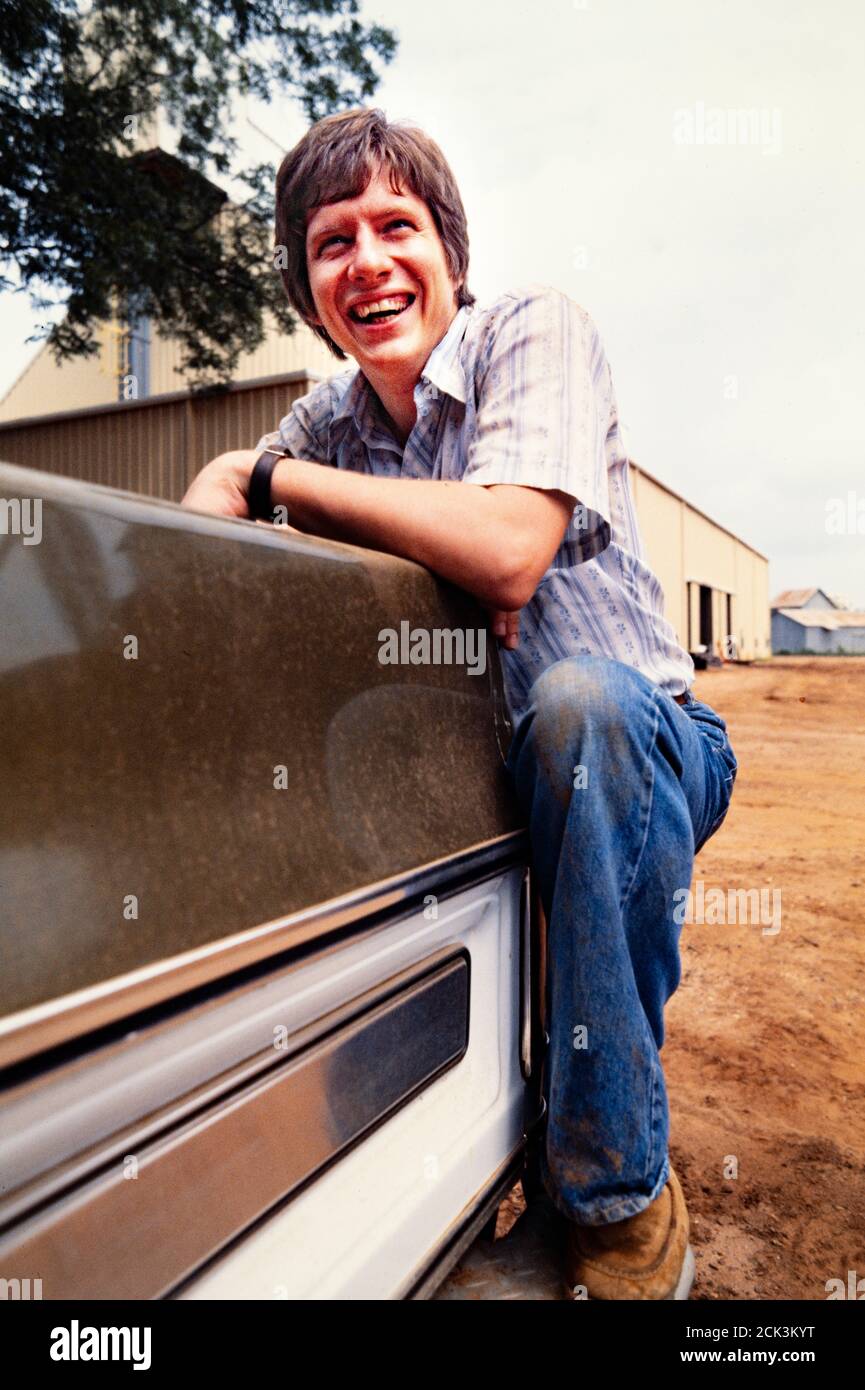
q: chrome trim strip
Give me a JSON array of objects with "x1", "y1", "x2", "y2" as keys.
[
  {"x1": 0, "y1": 831, "x2": 528, "y2": 1072},
  {"x1": 0, "y1": 940, "x2": 472, "y2": 1228},
  {"x1": 0, "y1": 955, "x2": 470, "y2": 1300},
  {"x1": 519, "y1": 867, "x2": 533, "y2": 1080}
]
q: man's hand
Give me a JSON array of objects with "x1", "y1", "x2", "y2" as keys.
[
  {"x1": 180, "y1": 451, "x2": 256, "y2": 518},
  {"x1": 181, "y1": 453, "x2": 303, "y2": 533},
  {"x1": 488, "y1": 607, "x2": 521, "y2": 651}
]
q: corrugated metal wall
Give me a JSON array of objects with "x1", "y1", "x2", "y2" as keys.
[{"x1": 0, "y1": 373, "x2": 319, "y2": 503}]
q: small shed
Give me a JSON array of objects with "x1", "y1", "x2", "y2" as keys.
[{"x1": 771, "y1": 588, "x2": 865, "y2": 653}]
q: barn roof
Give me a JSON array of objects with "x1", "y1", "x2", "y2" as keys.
[
  {"x1": 770, "y1": 587, "x2": 823, "y2": 609},
  {"x1": 774, "y1": 608, "x2": 865, "y2": 630}
]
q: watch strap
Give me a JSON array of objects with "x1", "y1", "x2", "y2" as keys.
[{"x1": 248, "y1": 447, "x2": 289, "y2": 522}]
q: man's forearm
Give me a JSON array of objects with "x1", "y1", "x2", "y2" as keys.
[
  {"x1": 266, "y1": 457, "x2": 545, "y2": 611},
  {"x1": 182, "y1": 450, "x2": 574, "y2": 615}
]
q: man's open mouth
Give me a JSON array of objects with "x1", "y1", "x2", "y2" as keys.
[{"x1": 348, "y1": 293, "x2": 416, "y2": 325}]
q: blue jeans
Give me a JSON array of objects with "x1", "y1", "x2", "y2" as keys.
[{"x1": 505, "y1": 655, "x2": 738, "y2": 1225}]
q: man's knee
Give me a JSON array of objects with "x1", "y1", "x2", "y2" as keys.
[
  {"x1": 509, "y1": 657, "x2": 663, "y2": 812},
  {"x1": 523, "y1": 656, "x2": 640, "y2": 759}
]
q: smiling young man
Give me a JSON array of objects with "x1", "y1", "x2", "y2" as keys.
[
  {"x1": 182, "y1": 165, "x2": 573, "y2": 621},
  {"x1": 182, "y1": 107, "x2": 738, "y2": 1301}
]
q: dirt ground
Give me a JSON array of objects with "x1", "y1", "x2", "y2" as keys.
[{"x1": 498, "y1": 656, "x2": 865, "y2": 1300}]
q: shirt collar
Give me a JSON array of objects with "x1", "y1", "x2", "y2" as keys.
[
  {"x1": 328, "y1": 304, "x2": 471, "y2": 450},
  {"x1": 417, "y1": 303, "x2": 471, "y2": 404}
]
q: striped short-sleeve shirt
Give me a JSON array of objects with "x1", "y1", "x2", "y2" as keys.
[{"x1": 255, "y1": 283, "x2": 695, "y2": 724}]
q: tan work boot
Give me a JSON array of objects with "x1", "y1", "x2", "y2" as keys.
[{"x1": 562, "y1": 1165, "x2": 695, "y2": 1300}]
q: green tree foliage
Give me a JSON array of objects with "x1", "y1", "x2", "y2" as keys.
[{"x1": 0, "y1": 0, "x2": 397, "y2": 386}]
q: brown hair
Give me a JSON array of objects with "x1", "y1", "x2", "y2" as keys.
[{"x1": 274, "y1": 107, "x2": 475, "y2": 360}]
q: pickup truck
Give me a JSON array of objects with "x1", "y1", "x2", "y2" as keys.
[{"x1": 0, "y1": 458, "x2": 556, "y2": 1300}]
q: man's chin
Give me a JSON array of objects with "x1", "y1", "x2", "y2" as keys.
[{"x1": 353, "y1": 331, "x2": 419, "y2": 367}]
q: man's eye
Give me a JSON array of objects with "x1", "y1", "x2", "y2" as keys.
[{"x1": 318, "y1": 220, "x2": 412, "y2": 253}]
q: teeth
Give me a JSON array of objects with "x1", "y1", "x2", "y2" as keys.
[{"x1": 352, "y1": 295, "x2": 412, "y2": 319}]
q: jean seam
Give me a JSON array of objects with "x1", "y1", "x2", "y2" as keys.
[
  {"x1": 618, "y1": 689, "x2": 661, "y2": 917},
  {"x1": 707, "y1": 744, "x2": 737, "y2": 836},
  {"x1": 647, "y1": 1049, "x2": 667, "y2": 1190}
]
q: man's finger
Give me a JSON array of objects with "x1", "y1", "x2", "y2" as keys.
[
  {"x1": 484, "y1": 607, "x2": 521, "y2": 647},
  {"x1": 486, "y1": 608, "x2": 507, "y2": 637},
  {"x1": 504, "y1": 610, "x2": 520, "y2": 650}
]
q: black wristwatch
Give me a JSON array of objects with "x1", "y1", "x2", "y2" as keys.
[{"x1": 248, "y1": 446, "x2": 290, "y2": 522}]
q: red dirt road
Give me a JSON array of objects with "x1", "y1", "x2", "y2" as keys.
[
  {"x1": 668, "y1": 657, "x2": 865, "y2": 1301},
  {"x1": 501, "y1": 657, "x2": 865, "y2": 1301}
]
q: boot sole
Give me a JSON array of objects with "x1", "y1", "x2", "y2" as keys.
[
  {"x1": 666, "y1": 1242, "x2": 696, "y2": 1300},
  {"x1": 565, "y1": 1241, "x2": 697, "y2": 1301}
]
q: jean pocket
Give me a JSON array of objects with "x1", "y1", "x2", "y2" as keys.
[
  {"x1": 676, "y1": 696, "x2": 739, "y2": 849},
  {"x1": 685, "y1": 699, "x2": 738, "y2": 845}
]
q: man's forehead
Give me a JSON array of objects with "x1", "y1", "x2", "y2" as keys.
[{"x1": 305, "y1": 173, "x2": 421, "y2": 230}]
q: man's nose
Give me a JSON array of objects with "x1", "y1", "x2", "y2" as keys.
[{"x1": 347, "y1": 225, "x2": 392, "y2": 280}]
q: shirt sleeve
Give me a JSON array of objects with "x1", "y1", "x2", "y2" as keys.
[
  {"x1": 461, "y1": 285, "x2": 614, "y2": 563},
  {"x1": 252, "y1": 373, "x2": 350, "y2": 461}
]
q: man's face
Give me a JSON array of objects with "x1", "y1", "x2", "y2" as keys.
[{"x1": 304, "y1": 166, "x2": 460, "y2": 381}]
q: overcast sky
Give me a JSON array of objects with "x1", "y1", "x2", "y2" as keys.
[{"x1": 2, "y1": 0, "x2": 862, "y2": 602}]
